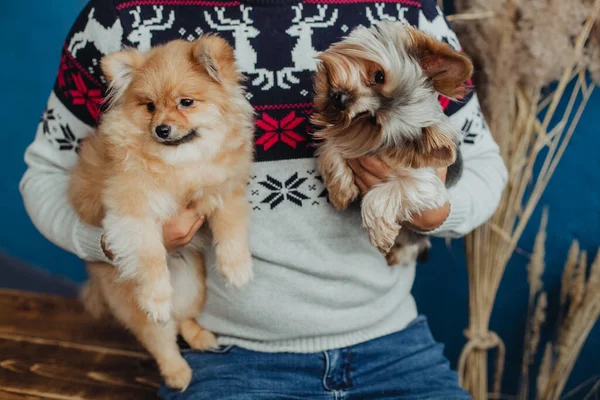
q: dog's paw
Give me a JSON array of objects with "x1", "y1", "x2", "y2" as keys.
[
  {"x1": 415, "y1": 179, "x2": 448, "y2": 208},
  {"x1": 218, "y1": 249, "x2": 253, "y2": 288},
  {"x1": 179, "y1": 319, "x2": 219, "y2": 351},
  {"x1": 188, "y1": 329, "x2": 218, "y2": 351},
  {"x1": 137, "y1": 277, "x2": 173, "y2": 325},
  {"x1": 162, "y1": 358, "x2": 192, "y2": 391},
  {"x1": 399, "y1": 172, "x2": 449, "y2": 221},
  {"x1": 361, "y1": 194, "x2": 400, "y2": 254},
  {"x1": 366, "y1": 224, "x2": 399, "y2": 254},
  {"x1": 328, "y1": 180, "x2": 360, "y2": 210},
  {"x1": 363, "y1": 216, "x2": 399, "y2": 254}
]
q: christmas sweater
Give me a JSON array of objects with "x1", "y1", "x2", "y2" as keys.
[{"x1": 21, "y1": 0, "x2": 507, "y2": 352}]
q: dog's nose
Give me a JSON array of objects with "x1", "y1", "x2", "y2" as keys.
[
  {"x1": 155, "y1": 125, "x2": 171, "y2": 139},
  {"x1": 330, "y1": 91, "x2": 349, "y2": 111}
]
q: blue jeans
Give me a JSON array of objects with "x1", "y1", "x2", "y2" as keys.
[{"x1": 159, "y1": 316, "x2": 470, "y2": 399}]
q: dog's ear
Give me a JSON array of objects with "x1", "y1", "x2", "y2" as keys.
[
  {"x1": 408, "y1": 28, "x2": 473, "y2": 99},
  {"x1": 401, "y1": 125, "x2": 457, "y2": 169},
  {"x1": 193, "y1": 35, "x2": 239, "y2": 84},
  {"x1": 101, "y1": 49, "x2": 145, "y2": 104}
]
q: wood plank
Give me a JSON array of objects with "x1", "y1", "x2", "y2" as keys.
[
  {"x1": 0, "y1": 390, "x2": 45, "y2": 399},
  {"x1": 0, "y1": 290, "x2": 162, "y2": 399},
  {"x1": 0, "y1": 337, "x2": 160, "y2": 400},
  {"x1": 0, "y1": 290, "x2": 143, "y2": 352}
]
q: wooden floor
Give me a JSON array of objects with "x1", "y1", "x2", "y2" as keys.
[{"x1": 0, "y1": 289, "x2": 160, "y2": 399}]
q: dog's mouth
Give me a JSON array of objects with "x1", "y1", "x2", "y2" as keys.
[{"x1": 159, "y1": 130, "x2": 198, "y2": 146}]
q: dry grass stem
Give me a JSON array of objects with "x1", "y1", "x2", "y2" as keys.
[
  {"x1": 528, "y1": 210, "x2": 547, "y2": 297},
  {"x1": 518, "y1": 211, "x2": 548, "y2": 400},
  {"x1": 446, "y1": 11, "x2": 496, "y2": 22},
  {"x1": 560, "y1": 376, "x2": 600, "y2": 400},
  {"x1": 583, "y1": 378, "x2": 600, "y2": 400},
  {"x1": 536, "y1": 342, "x2": 553, "y2": 397},
  {"x1": 558, "y1": 241, "x2": 580, "y2": 328},
  {"x1": 584, "y1": 249, "x2": 600, "y2": 304},
  {"x1": 530, "y1": 245, "x2": 600, "y2": 400},
  {"x1": 567, "y1": 251, "x2": 588, "y2": 325},
  {"x1": 530, "y1": 293, "x2": 547, "y2": 357},
  {"x1": 452, "y1": 0, "x2": 600, "y2": 398}
]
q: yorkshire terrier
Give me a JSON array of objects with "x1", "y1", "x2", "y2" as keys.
[
  {"x1": 68, "y1": 36, "x2": 254, "y2": 389},
  {"x1": 312, "y1": 21, "x2": 473, "y2": 265}
]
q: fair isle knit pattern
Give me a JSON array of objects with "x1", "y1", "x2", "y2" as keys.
[{"x1": 22, "y1": 0, "x2": 506, "y2": 352}]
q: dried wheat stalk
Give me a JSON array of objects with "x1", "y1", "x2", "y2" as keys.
[
  {"x1": 518, "y1": 210, "x2": 548, "y2": 400},
  {"x1": 533, "y1": 246, "x2": 600, "y2": 400},
  {"x1": 518, "y1": 221, "x2": 600, "y2": 400},
  {"x1": 449, "y1": 0, "x2": 600, "y2": 398}
]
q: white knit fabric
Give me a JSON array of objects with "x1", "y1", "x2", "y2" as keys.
[{"x1": 20, "y1": 0, "x2": 507, "y2": 353}]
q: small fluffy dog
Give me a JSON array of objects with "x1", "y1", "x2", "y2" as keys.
[
  {"x1": 312, "y1": 21, "x2": 473, "y2": 264},
  {"x1": 68, "y1": 36, "x2": 254, "y2": 389}
]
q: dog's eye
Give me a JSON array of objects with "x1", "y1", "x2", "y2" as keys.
[
  {"x1": 374, "y1": 70, "x2": 385, "y2": 84},
  {"x1": 179, "y1": 99, "x2": 195, "y2": 108},
  {"x1": 146, "y1": 102, "x2": 156, "y2": 112}
]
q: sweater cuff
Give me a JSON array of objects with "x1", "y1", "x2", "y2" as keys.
[
  {"x1": 420, "y1": 190, "x2": 472, "y2": 237},
  {"x1": 73, "y1": 221, "x2": 112, "y2": 263}
]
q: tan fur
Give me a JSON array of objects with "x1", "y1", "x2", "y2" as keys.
[
  {"x1": 380, "y1": 125, "x2": 457, "y2": 170},
  {"x1": 84, "y1": 255, "x2": 214, "y2": 390},
  {"x1": 406, "y1": 27, "x2": 473, "y2": 99},
  {"x1": 312, "y1": 22, "x2": 472, "y2": 256},
  {"x1": 69, "y1": 36, "x2": 254, "y2": 390}
]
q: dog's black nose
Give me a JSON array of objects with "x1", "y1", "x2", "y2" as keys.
[
  {"x1": 155, "y1": 125, "x2": 171, "y2": 139},
  {"x1": 330, "y1": 91, "x2": 349, "y2": 111}
]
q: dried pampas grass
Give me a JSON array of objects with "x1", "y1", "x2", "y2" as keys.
[
  {"x1": 511, "y1": 214, "x2": 600, "y2": 400},
  {"x1": 515, "y1": 1, "x2": 590, "y2": 87},
  {"x1": 518, "y1": 210, "x2": 548, "y2": 400},
  {"x1": 448, "y1": 0, "x2": 600, "y2": 398},
  {"x1": 587, "y1": 25, "x2": 600, "y2": 83},
  {"x1": 557, "y1": 241, "x2": 580, "y2": 329},
  {"x1": 532, "y1": 244, "x2": 600, "y2": 400}
]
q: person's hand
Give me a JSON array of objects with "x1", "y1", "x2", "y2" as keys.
[
  {"x1": 348, "y1": 156, "x2": 393, "y2": 195},
  {"x1": 347, "y1": 156, "x2": 450, "y2": 232},
  {"x1": 100, "y1": 202, "x2": 206, "y2": 260},
  {"x1": 162, "y1": 202, "x2": 206, "y2": 253}
]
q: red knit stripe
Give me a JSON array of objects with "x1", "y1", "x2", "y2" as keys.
[
  {"x1": 116, "y1": 0, "x2": 240, "y2": 11},
  {"x1": 304, "y1": 0, "x2": 420, "y2": 6}
]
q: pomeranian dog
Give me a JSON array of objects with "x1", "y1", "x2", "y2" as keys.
[
  {"x1": 68, "y1": 35, "x2": 254, "y2": 389},
  {"x1": 312, "y1": 21, "x2": 472, "y2": 265}
]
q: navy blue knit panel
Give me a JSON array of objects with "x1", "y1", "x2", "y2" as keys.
[
  {"x1": 114, "y1": 0, "x2": 424, "y2": 162},
  {"x1": 58, "y1": 0, "x2": 473, "y2": 161},
  {"x1": 52, "y1": 0, "x2": 119, "y2": 127}
]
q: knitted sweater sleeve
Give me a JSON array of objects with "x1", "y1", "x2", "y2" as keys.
[
  {"x1": 19, "y1": 0, "x2": 120, "y2": 262},
  {"x1": 417, "y1": 6, "x2": 508, "y2": 238}
]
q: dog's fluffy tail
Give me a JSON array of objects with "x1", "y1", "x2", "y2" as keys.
[{"x1": 80, "y1": 278, "x2": 107, "y2": 319}]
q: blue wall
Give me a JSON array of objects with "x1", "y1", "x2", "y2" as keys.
[
  {"x1": 1, "y1": 0, "x2": 88, "y2": 281},
  {"x1": 1, "y1": 1, "x2": 598, "y2": 397}
]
